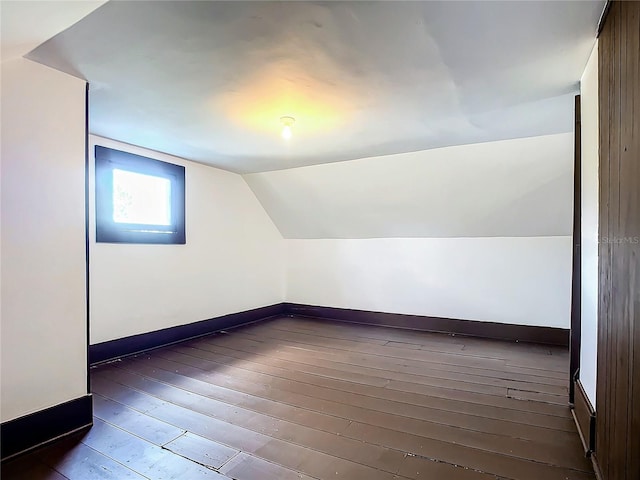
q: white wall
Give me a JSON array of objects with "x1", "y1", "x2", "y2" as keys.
[
  {"x1": 1, "y1": 58, "x2": 88, "y2": 422},
  {"x1": 89, "y1": 136, "x2": 284, "y2": 344},
  {"x1": 287, "y1": 237, "x2": 572, "y2": 328},
  {"x1": 579, "y1": 42, "x2": 598, "y2": 406},
  {"x1": 246, "y1": 133, "x2": 575, "y2": 329},
  {"x1": 90, "y1": 132, "x2": 572, "y2": 342}
]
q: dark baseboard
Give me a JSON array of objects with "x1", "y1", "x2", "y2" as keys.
[
  {"x1": 283, "y1": 303, "x2": 570, "y2": 347},
  {"x1": 89, "y1": 303, "x2": 286, "y2": 365},
  {"x1": 571, "y1": 379, "x2": 596, "y2": 455},
  {"x1": 1, "y1": 394, "x2": 93, "y2": 461},
  {"x1": 89, "y1": 302, "x2": 569, "y2": 366}
]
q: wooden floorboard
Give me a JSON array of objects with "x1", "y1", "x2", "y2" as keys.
[
  {"x1": 181, "y1": 335, "x2": 572, "y2": 417},
  {"x1": 206, "y1": 330, "x2": 569, "y2": 394},
  {"x1": 166, "y1": 343, "x2": 574, "y2": 427},
  {"x1": 2, "y1": 316, "x2": 593, "y2": 480},
  {"x1": 224, "y1": 324, "x2": 569, "y2": 385},
  {"x1": 149, "y1": 347, "x2": 576, "y2": 437}
]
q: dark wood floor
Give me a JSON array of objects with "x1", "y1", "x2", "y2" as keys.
[{"x1": 2, "y1": 316, "x2": 594, "y2": 480}]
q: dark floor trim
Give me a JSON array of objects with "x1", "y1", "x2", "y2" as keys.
[
  {"x1": 89, "y1": 302, "x2": 569, "y2": 366},
  {"x1": 571, "y1": 379, "x2": 596, "y2": 455},
  {"x1": 284, "y1": 303, "x2": 569, "y2": 347},
  {"x1": 1, "y1": 395, "x2": 93, "y2": 461},
  {"x1": 89, "y1": 303, "x2": 286, "y2": 365}
]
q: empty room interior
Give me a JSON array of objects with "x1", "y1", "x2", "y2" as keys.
[{"x1": 1, "y1": 1, "x2": 639, "y2": 479}]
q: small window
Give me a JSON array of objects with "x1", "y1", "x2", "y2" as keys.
[{"x1": 95, "y1": 146, "x2": 185, "y2": 244}]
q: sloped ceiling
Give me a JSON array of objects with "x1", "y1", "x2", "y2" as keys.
[
  {"x1": 0, "y1": 1, "x2": 106, "y2": 62},
  {"x1": 26, "y1": 1, "x2": 603, "y2": 173},
  {"x1": 244, "y1": 133, "x2": 574, "y2": 238}
]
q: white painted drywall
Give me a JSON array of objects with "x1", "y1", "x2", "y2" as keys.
[
  {"x1": 89, "y1": 136, "x2": 285, "y2": 345},
  {"x1": 1, "y1": 58, "x2": 88, "y2": 422},
  {"x1": 0, "y1": 0, "x2": 107, "y2": 61},
  {"x1": 26, "y1": 1, "x2": 603, "y2": 172},
  {"x1": 243, "y1": 133, "x2": 575, "y2": 329},
  {"x1": 245, "y1": 133, "x2": 574, "y2": 239},
  {"x1": 579, "y1": 42, "x2": 599, "y2": 407},
  {"x1": 286, "y1": 237, "x2": 572, "y2": 328}
]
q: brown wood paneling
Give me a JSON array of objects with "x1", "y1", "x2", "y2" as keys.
[
  {"x1": 623, "y1": 6, "x2": 640, "y2": 478},
  {"x1": 596, "y1": 3, "x2": 640, "y2": 480},
  {"x1": 572, "y1": 379, "x2": 596, "y2": 454}
]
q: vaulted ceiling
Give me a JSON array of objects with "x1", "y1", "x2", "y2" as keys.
[
  {"x1": 0, "y1": 0, "x2": 106, "y2": 61},
  {"x1": 245, "y1": 133, "x2": 574, "y2": 238},
  {"x1": 27, "y1": 0, "x2": 604, "y2": 173}
]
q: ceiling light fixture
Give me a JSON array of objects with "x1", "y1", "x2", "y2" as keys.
[{"x1": 280, "y1": 116, "x2": 295, "y2": 139}]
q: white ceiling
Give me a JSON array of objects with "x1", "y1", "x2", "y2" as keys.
[
  {"x1": 0, "y1": 1, "x2": 106, "y2": 62},
  {"x1": 26, "y1": 1, "x2": 603, "y2": 173}
]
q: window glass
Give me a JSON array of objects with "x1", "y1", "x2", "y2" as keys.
[
  {"x1": 112, "y1": 169, "x2": 171, "y2": 226},
  {"x1": 95, "y1": 145, "x2": 186, "y2": 244}
]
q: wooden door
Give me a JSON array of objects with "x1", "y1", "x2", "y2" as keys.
[{"x1": 595, "y1": 2, "x2": 640, "y2": 479}]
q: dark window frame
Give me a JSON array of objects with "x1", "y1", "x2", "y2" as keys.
[{"x1": 95, "y1": 146, "x2": 185, "y2": 244}]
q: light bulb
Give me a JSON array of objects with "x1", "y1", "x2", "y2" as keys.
[{"x1": 280, "y1": 116, "x2": 295, "y2": 140}]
